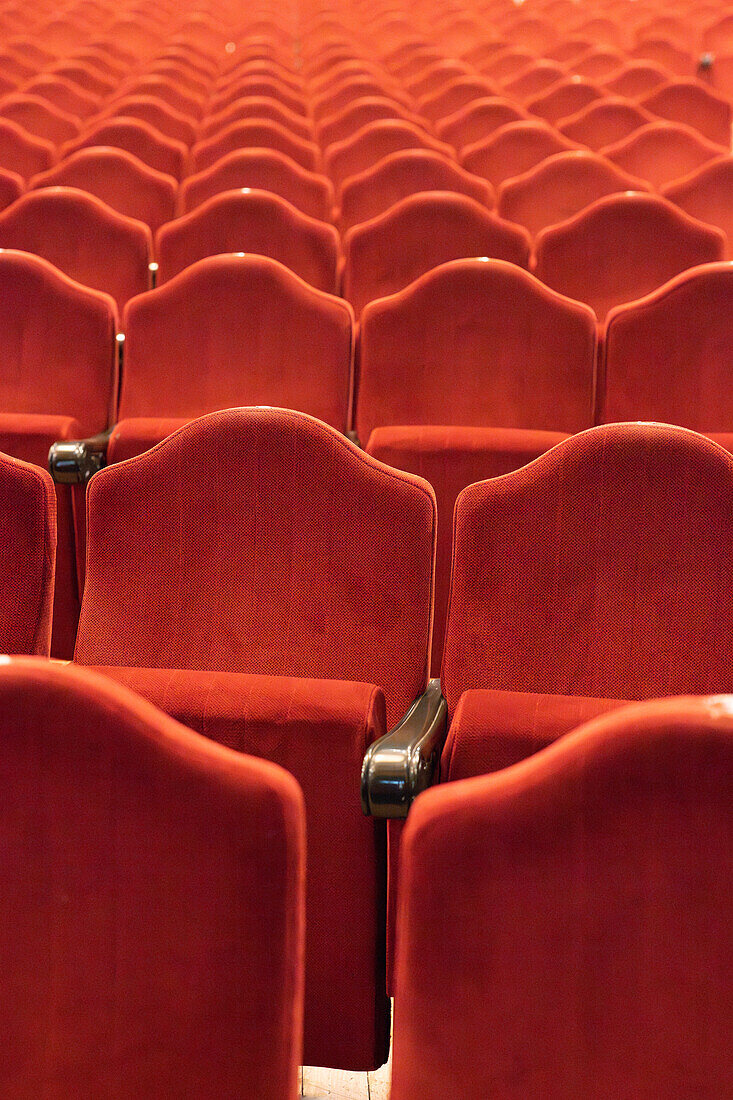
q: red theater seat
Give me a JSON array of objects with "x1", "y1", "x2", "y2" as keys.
[
  {"x1": 358, "y1": 258, "x2": 596, "y2": 673},
  {"x1": 102, "y1": 95, "x2": 198, "y2": 147},
  {"x1": 62, "y1": 118, "x2": 189, "y2": 181},
  {"x1": 338, "y1": 148, "x2": 494, "y2": 231},
  {"x1": 191, "y1": 118, "x2": 321, "y2": 173},
  {"x1": 558, "y1": 97, "x2": 656, "y2": 151},
  {"x1": 602, "y1": 263, "x2": 733, "y2": 436},
  {"x1": 118, "y1": 75, "x2": 205, "y2": 120},
  {"x1": 570, "y1": 48, "x2": 626, "y2": 81},
  {"x1": 526, "y1": 76, "x2": 604, "y2": 125},
  {"x1": 179, "y1": 147, "x2": 334, "y2": 221},
  {"x1": 29, "y1": 147, "x2": 177, "y2": 233},
  {"x1": 534, "y1": 192, "x2": 725, "y2": 323},
  {"x1": 417, "y1": 76, "x2": 499, "y2": 124},
  {"x1": 317, "y1": 96, "x2": 425, "y2": 149},
  {"x1": 343, "y1": 191, "x2": 530, "y2": 314},
  {"x1": 461, "y1": 120, "x2": 577, "y2": 189},
  {"x1": 75, "y1": 406, "x2": 437, "y2": 1070},
  {"x1": 0, "y1": 451, "x2": 55, "y2": 655},
  {"x1": 0, "y1": 658, "x2": 304, "y2": 1099},
  {"x1": 155, "y1": 188, "x2": 339, "y2": 291},
  {"x1": 0, "y1": 187, "x2": 152, "y2": 312},
  {"x1": 199, "y1": 95, "x2": 314, "y2": 143},
  {"x1": 497, "y1": 151, "x2": 650, "y2": 238},
  {"x1": 502, "y1": 61, "x2": 568, "y2": 101},
  {"x1": 640, "y1": 79, "x2": 732, "y2": 147},
  {"x1": 662, "y1": 156, "x2": 733, "y2": 258},
  {"x1": 435, "y1": 97, "x2": 529, "y2": 154},
  {"x1": 324, "y1": 119, "x2": 451, "y2": 187},
  {"x1": 23, "y1": 74, "x2": 101, "y2": 119},
  {"x1": 392, "y1": 694, "x2": 733, "y2": 1100},
  {"x1": 0, "y1": 166, "x2": 22, "y2": 210},
  {"x1": 0, "y1": 93, "x2": 82, "y2": 146},
  {"x1": 603, "y1": 60, "x2": 672, "y2": 98},
  {"x1": 602, "y1": 121, "x2": 727, "y2": 190},
  {"x1": 0, "y1": 117, "x2": 55, "y2": 179},
  {"x1": 107, "y1": 254, "x2": 352, "y2": 462}
]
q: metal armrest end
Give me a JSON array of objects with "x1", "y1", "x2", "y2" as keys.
[{"x1": 48, "y1": 428, "x2": 113, "y2": 485}]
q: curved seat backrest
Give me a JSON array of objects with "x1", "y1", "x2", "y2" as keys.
[
  {"x1": 435, "y1": 97, "x2": 528, "y2": 154},
  {"x1": 0, "y1": 117, "x2": 55, "y2": 180},
  {"x1": 462, "y1": 120, "x2": 577, "y2": 188},
  {"x1": 443, "y1": 423, "x2": 733, "y2": 710},
  {"x1": 558, "y1": 97, "x2": 655, "y2": 151},
  {"x1": 324, "y1": 119, "x2": 450, "y2": 187},
  {"x1": 357, "y1": 258, "x2": 596, "y2": 443},
  {"x1": 661, "y1": 155, "x2": 733, "y2": 255},
  {"x1": 120, "y1": 253, "x2": 352, "y2": 428},
  {"x1": 62, "y1": 118, "x2": 189, "y2": 180},
  {"x1": 191, "y1": 119, "x2": 321, "y2": 173},
  {"x1": 76, "y1": 407, "x2": 436, "y2": 725}
]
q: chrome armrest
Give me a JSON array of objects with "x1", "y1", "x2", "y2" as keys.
[
  {"x1": 361, "y1": 678, "x2": 447, "y2": 818},
  {"x1": 48, "y1": 427, "x2": 113, "y2": 485}
]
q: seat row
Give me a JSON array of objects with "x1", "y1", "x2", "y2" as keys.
[{"x1": 0, "y1": 410, "x2": 731, "y2": 1091}]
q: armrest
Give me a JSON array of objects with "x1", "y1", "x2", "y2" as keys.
[
  {"x1": 361, "y1": 678, "x2": 447, "y2": 818},
  {"x1": 48, "y1": 427, "x2": 113, "y2": 485}
]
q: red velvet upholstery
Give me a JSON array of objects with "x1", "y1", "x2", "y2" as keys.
[
  {"x1": 534, "y1": 192, "x2": 726, "y2": 322},
  {"x1": 497, "y1": 150, "x2": 650, "y2": 238},
  {"x1": 0, "y1": 116, "x2": 54, "y2": 179},
  {"x1": 0, "y1": 93, "x2": 81, "y2": 145},
  {"x1": 0, "y1": 166, "x2": 22, "y2": 210},
  {"x1": 179, "y1": 148, "x2": 335, "y2": 221},
  {"x1": 317, "y1": 96, "x2": 425, "y2": 149},
  {"x1": 461, "y1": 120, "x2": 578, "y2": 188},
  {"x1": 199, "y1": 95, "x2": 314, "y2": 142},
  {"x1": 0, "y1": 187, "x2": 152, "y2": 312},
  {"x1": 102, "y1": 95, "x2": 198, "y2": 146},
  {"x1": 662, "y1": 156, "x2": 733, "y2": 259},
  {"x1": 0, "y1": 250, "x2": 116, "y2": 655},
  {"x1": 343, "y1": 192, "x2": 530, "y2": 314},
  {"x1": 417, "y1": 76, "x2": 499, "y2": 123},
  {"x1": 603, "y1": 60, "x2": 672, "y2": 98},
  {"x1": 602, "y1": 263, "x2": 733, "y2": 429},
  {"x1": 557, "y1": 96, "x2": 656, "y2": 151},
  {"x1": 601, "y1": 121, "x2": 727, "y2": 190},
  {"x1": 640, "y1": 79, "x2": 732, "y2": 147},
  {"x1": 443, "y1": 422, "x2": 733, "y2": 716},
  {"x1": 24, "y1": 74, "x2": 101, "y2": 119},
  {"x1": 155, "y1": 188, "x2": 339, "y2": 291},
  {"x1": 113, "y1": 255, "x2": 352, "y2": 440},
  {"x1": 210, "y1": 77, "x2": 307, "y2": 118},
  {"x1": 0, "y1": 448, "x2": 55, "y2": 655},
  {"x1": 29, "y1": 146, "x2": 177, "y2": 233},
  {"x1": 435, "y1": 96, "x2": 528, "y2": 154},
  {"x1": 77, "y1": 407, "x2": 436, "y2": 729},
  {"x1": 61, "y1": 118, "x2": 189, "y2": 180},
  {"x1": 339, "y1": 148, "x2": 494, "y2": 231},
  {"x1": 393, "y1": 695, "x2": 733, "y2": 1100},
  {"x1": 324, "y1": 119, "x2": 451, "y2": 188},
  {"x1": 90, "y1": 664, "x2": 388, "y2": 1070},
  {"x1": 526, "y1": 75, "x2": 604, "y2": 123},
  {"x1": 503, "y1": 60, "x2": 567, "y2": 101},
  {"x1": 0, "y1": 658, "x2": 304, "y2": 1097},
  {"x1": 313, "y1": 78, "x2": 412, "y2": 123},
  {"x1": 120, "y1": 75, "x2": 205, "y2": 118},
  {"x1": 191, "y1": 119, "x2": 321, "y2": 173}
]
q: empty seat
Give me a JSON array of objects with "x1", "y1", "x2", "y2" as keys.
[
  {"x1": 558, "y1": 97, "x2": 656, "y2": 151},
  {"x1": 0, "y1": 248, "x2": 116, "y2": 656},
  {"x1": 0, "y1": 450, "x2": 55, "y2": 655},
  {"x1": 534, "y1": 192, "x2": 725, "y2": 323},
  {"x1": 179, "y1": 148, "x2": 334, "y2": 221},
  {"x1": 191, "y1": 119, "x2": 321, "y2": 174},
  {"x1": 526, "y1": 76, "x2": 604, "y2": 125},
  {"x1": 417, "y1": 76, "x2": 499, "y2": 124},
  {"x1": 640, "y1": 79, "x2": 732, "y2": 147},
  {"x1": 631, "y1": 38, "x2": 695, "y2": 77},
  {"x1": 317, "y1": 96, "x2": 424, "y2": 149},
  {"x1": 29, "y1": 147, "x2": 177, "y2": 233},
  {"x1": 392, "y1": 694, "x2": 733, "y2": 1100},
  {"x1": 325, "y1": 118, "x2": 451, "y2": 187},
  {"x1": 662, "y1": 156, "x2": 733, "y2": 258},
  {"x1": 570, "y1": 47, "x2": 626, "y2": 81},
  {"x1": 0, "y1": 93, "x2": 81, "y2": 146},
  {"x1": 0, "y1": 166, "x2": 22, "y2": 210},
  {"x1": 602, "y1": 263, "x2": 733, "y2": 436},
  {"x1": 406, "y1": 59, "x2": 474, "y2": 99},
  {"x1": 75, "y1": 405, "x2": 437, "y2": 1070},
  {"x1": 343, "y1": 191, "x2": 530, "y2": 314},
  {"x1": 103, "y1": 95, "x2": 198, "y2": 147},
  {"x1": 603, "y1": 60, "x2": 672, "y2": 98},
  {"x1": 482, "y1": 48, "x2": 537, "y2": 84},
  {"x1": 602, "y1": 120, "x2": 727, "y2": 190},
  {"x1": 0, "y1": 657, "x2": 304, "y2": 1098},
  {"x1": 107, "y1": 253, "x2": 352, "y2": 462},
  {"x1": 199, "y1": 96, "x2": 314, "y2": 143},
  {"x1": 156, "y1": 189, "x2": 339, "y2": 291},
  {"x1": 338, "y1": 149, "x2": 494, "y2": 231},
  {"x1": 62, "y1": 118, "x2": 189, "y2": 181},
  {"x1": 312, "y1": 77, "x2": 412, "y2": 124},
  {"x1": 23, "y1": 74, "x2": 101, "y2": 119},
  {"x1": 502, "y1": 60, "x2": 568, "y2": 101},
  {"x1": 497, "y1": 151, "x2": 650, "y2": 238},
  {"x1": 461, "y1": 120, "x2": 577, "y2": 189},
  {"x1": 359, "y1": 258, "x2": 596, "y2": 671},
  {"x1": 120, "y1": 76, "x2": 205, "y2": 120},
  {"x1": 436, "y1": 97, "x2": 529, "y2": 154},
  {"x1": 211, "y1": 76, "x2": 308, "y2": 119}
]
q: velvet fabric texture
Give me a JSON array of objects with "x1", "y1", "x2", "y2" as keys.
[
  {"x1": 343, "y1": 191, "x2": 530, "y2": 315},
  {"x1": 191, "y1": 119, "x2": 321, "y2": 173},
  {"x1": 91, "y1": 665, "x2": 389, "y2": 1070},
  {"x1": 155, "y1": 188, "x2": 340, "y2": 291},
  {"x1": 392, "y1": 696, "x2": 733, "y2": 1099},
  {"x1": 324, "y1": 119, "x2": 454, "y2": 188},
  {"x1": 601, "y1": 263, "x2": 733, "y2": 429},
  {"x1": 0, "y1": 449, "x2": 56, "y2": 655},
  {"x1": 0, "y1": 187, "x2": 153, "y2": 312},
  {"x1": 29, "y1": 147, "x2": 178, "y2": 233},
  {"x1": 0, "y1": 251, "x2": 117, "y2": 656},
  {"x1": 200, "y1": 96, "x2": 314, "y2": 142},
  {"x1": 443, "y1": 422, "x2": 733, "y2": 715},
  {"x1": 557, "y1": 98, "x2": 656, "y2": 152},
  {"x1": 662, "y1": 156, "x2": 733, "y2": 259},
  {"x1": 435, "y1": 97, "x2": 528, "y2": 154},
  {"x1": 0, "y1": 117, "x2": 54, "y2": 179},
  {"x1": 534, "y1": 192, "x2": 726, "y2": 322},
  {"x1": 61, "y1": 117, "x2": 189, "y2": 180},
  {"x1": 116, "y1": 254, "x2": 353, "y2": 435},
  {"x1": 462, "y1": 119, "x2": 578, "y2": 188},
  {"x1": 640, "y1": 79, "x2": 732, "y2": 146},
  {"x1": 76, "y1": 407, "x2": 436, "y2": 729},
  {"x1": 600, "y1": 121, "x2": 726, "y2": 190},
  {"x1": 178, "y1": 147, "x2": 335, "y2": 220},
  {"x1": 0, "y1": 659, "x2": 304, "y2": 1098}
]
